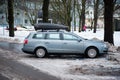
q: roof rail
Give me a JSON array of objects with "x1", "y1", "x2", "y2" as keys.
[{"x1": 37, "y1": 29, "x2": 67, "y2": 32}]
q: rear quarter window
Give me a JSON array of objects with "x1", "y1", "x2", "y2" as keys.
[
  {"x1": 26, "y1": 33, "x2": 31, "y2": 39},
  {"x1": 33, "y1": 33, "x2": 45, "y2": 39}
]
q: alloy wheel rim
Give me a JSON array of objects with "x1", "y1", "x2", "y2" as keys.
[
  {"x1": 36, "y1": 49, "x2": 45, "y2": 58},
  {"x1": 88, "y1": 49, "x2": 97, "y2": 58}
]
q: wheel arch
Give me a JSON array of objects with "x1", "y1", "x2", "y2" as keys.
[{"x1": 85, "y1": 46, "x2": 99, "y2": 54}]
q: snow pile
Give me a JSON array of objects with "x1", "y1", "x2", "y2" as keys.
[
  {"x1": 0, "y1": 37, "x2": 24, "y2": 43},
  {"x1": 16, "y1": 27, "x2": 28, "y2": 31},
  {"x1": 0, "y1": 37, "x2": 21, "y2": 43},
  {"x1": 105, "y1": 42, "x2": 118, "y2": 52}
]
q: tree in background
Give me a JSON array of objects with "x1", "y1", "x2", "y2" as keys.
[
  {"x1": 103, "y1": 0, "x2": 116, "y2": 44},
  {"x1": 15, "y1": 0, "x2": 43, "y2": 25},
  {"x1": 93, "y1": 0, "x2": 100, "y2": 33},
  {"x1": 51, "y1": 0, "x2": 72, "y2": 31},
  {"x1": 81, "y1": 0, "x2": 86, "y2": 31},
  {"x1": 0, "y1": 1, "x2": 5, "y2": 13},
  {"x1": 65, "y1": 0, "x2": 72, "y2": 31},
  {"x1": 8, "y1": 0, "x2": 14, "y2": 37},
  {"x1": 114, "y1": 0, "x2": 120, "y2": 18},
  {"x1": 42, "y1": 0, "x2": 50, "y2": 23},
  {"x1": 73, "y1": 0, "x2": 76, "y2": 31},
  {"x1": 76, "y1": 0, "x2": 82, "y2": 32}
]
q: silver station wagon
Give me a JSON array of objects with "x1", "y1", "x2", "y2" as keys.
[{"x1": 22, "y1": 31, "x2": 108, "y2": 58}]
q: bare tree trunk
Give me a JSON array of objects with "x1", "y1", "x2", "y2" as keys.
[
  {"x1": 73, "y1": 0, "x2": 76, "y2": 31},
  {"x1": 66, "y1": 0, "x2": 72, "y2": 31},
  {"x1": 42, "y1": 0, "x2": 49, "y2": 23},
  {"x1": 81, "y1": 0, "x2": 86, "y2": 31},
  {"x1": 79, "y1": 15, "x2": 82, "y2": 32},
  {"x1": 93, "y1": 0, "x2": 99, "y2": 33},
  {"x1": 8, "y1": 0, "x2": 14, "y2": 37},
  {"x1": 103, "y1": 0, "x2": 116, "y2": 44},
  {"x1": 76, "y1": 0, "x2": 82, "y2": 32}
]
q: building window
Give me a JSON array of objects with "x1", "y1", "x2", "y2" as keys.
[
  {"x1": 24, "y1": 12, "x2": 27, "y2": 15},
  {"x1": 17, "y1": 13, "x2": 19, "y2": 15},
  {"x1": 25, "y1": 19, "x2": 28, "y2": 24}
]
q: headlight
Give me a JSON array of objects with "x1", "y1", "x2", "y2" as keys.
[{"x1": 102, "y1": 43, "x2": 107, "y2": 48}]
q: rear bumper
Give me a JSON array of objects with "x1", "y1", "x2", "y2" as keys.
[{"x1": 22, "y1": 48, "x2": 34, "y2": 54}]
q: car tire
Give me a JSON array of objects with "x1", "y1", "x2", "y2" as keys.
[
  {"x1": 35, "y1": 48, "x2": 46, "y2": 58},
  {"x1": 85, "y1": 47, "x2": 98, "y2": 58}
]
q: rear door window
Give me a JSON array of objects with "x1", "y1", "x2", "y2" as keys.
[{"x1": 46, "y1": 33, "x2": 60, "y2": 40}]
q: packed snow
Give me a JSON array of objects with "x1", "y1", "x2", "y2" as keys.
[{"x1": 0, "y1": 26, "x2": 120, "y2": 80}]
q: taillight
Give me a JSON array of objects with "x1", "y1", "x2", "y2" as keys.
[{"x1": 24, "y1": 39, "x2": 28, "y2": 44}]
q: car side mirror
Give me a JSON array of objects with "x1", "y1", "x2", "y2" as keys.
[{"x1": 78, "y1": 39, "x2": 82, "y2": 42}]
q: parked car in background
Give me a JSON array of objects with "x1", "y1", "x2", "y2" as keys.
[{"x1": 22, "y1": 30, "x2": 108, "y2": 58}]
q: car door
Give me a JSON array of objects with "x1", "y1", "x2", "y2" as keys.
[
  {"x1": 61, "y1": 33, "x2": 84, "y2": 53},
  {"x1": 45, "y1": 33, "x2": 63, "y2": 53}
]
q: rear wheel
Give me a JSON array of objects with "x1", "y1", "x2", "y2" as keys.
[
  {"x1": 86, "y1": 47, "x2": 98, "y2": 58},
  {"x1": 35, "y1": 48, "x2": 46, "y2": 58}
]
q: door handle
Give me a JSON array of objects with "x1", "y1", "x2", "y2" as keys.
[
  {"x1": 64, "y1": 43, "x2": 67, "y2": 44},
  {"x1": 45, "y1": 42, "x2": 49, "y2": 44}
]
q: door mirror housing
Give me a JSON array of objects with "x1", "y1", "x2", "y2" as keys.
[{"x1": 78, "y1": 39, "x2": 82, "y2": 42}]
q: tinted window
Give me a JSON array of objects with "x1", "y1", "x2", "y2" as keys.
[
  {"x1": 46, "y1": 33, "x2": 60, "y2": 40},
  {"x1": 63, "y1": 34, "x2": 78, "y2": 40},
  {"x1": 33, "y1": 33, "x2": 44, "y2": 39}
]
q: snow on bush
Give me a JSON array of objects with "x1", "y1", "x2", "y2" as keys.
[{"x1": 0, "y1": 37, "x2": 21, "y2": 43}]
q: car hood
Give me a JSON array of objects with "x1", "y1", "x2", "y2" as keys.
[{"x1": 84, "y1": 39, "x2": 104, "y2": 44}]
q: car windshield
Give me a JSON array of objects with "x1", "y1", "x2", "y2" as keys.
[{"x1": 71, "y1": 32, "x2": 87, "y2": 40}]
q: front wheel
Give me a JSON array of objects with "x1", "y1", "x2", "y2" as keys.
[
  {"x1": 35, "y1": 48, "x2": 46, "y2": 58},
  {"x1": 85, "y1": 47, "x2": 98, "y2": 58}
]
